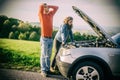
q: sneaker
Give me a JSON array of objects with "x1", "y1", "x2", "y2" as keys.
[
  {"x1": 47, "y1": 70, "x2": 55, "y2": 75},
  {"x1": 41, "y1": 71, "x2": 47, "y2": 77}
]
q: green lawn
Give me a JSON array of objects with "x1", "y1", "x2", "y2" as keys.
[
  {"x1": 0, "y1": 38, "x2": 57, "y2": 72},
  {"x1": 0, "y1": 38, "x2": 41, "y2": 72},
  {"x1": 0, "y1": 38, "x2": 40, "y2": 56}
]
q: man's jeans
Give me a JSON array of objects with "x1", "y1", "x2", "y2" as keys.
[{"x1": 40, "y1": 37, "x2": 53, "y2": 72}]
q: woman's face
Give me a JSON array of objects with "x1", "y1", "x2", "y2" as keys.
[{"x1": 68, "y1": 20, "x2": 73, "y2": 26}]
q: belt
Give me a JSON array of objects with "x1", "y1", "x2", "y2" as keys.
[{"x1": 43, "y1": 36, "x2": 52, "y2": 39}]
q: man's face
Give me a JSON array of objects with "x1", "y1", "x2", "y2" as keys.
[{"x1": 44, "y1": 5, "x2": 49, "y2": 13}]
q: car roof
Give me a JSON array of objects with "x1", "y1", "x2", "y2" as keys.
[{"x1": 72, "y1": 6, "x2": 119, "y2": 47}]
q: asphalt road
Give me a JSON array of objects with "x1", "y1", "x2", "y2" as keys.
[
  {"x1": 0, "y1": 69, "x2": 120, "y2": 80},
  {"x1": 0, "y1": 69, "x2": 67, "y2": 80}
]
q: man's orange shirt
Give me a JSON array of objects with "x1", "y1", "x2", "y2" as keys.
[{"x1": 38, "y1": 4, "x2": 58, "y2": 37}]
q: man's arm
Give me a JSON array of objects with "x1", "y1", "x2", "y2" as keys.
[
  {"x1": 48, "y1": 5, "x2": 59, "y2": 15},
  {"x1": 38, "y1": 3, "x2": 45, "y2": 15}
]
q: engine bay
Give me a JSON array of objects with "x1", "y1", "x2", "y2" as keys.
[{"x1": 64, "y1": 39, "x2": 116, "y2": 49}]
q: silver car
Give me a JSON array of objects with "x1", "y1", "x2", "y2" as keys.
[{"x1": 56, "y1": 6, "x2": 120, "y2": 80}]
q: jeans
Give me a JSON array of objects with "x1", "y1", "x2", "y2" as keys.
[
  {"x1": 51, "y1": 38, "x2": 61, "y2": 68},
  {"x1": 40, "y1": 37, "x2": 53, "y2": 72}
]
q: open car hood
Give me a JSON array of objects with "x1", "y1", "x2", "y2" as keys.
[{"x1": 72, "y1": 6, "x2": 119, "y2": 47}]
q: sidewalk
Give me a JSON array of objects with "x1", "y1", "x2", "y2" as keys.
[{"x1": 0, "y1": 69, "x2": 67, "y2": 80}]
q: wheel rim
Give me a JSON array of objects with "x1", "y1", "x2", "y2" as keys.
[{"x1": 76, "y1": 66, "x2": 100, "y2": 80}]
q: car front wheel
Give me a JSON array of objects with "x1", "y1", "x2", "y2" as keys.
[{"x1": 72, "y1": 61, "x2": 104, "y2": 80}]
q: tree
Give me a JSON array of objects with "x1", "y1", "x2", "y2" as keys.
[
  {"x1": 0, "y1": 15, "x2": 8, "y2": 36},
  {"x1": 74, "y1": 32, "x2": 81, "y2": 41},
  {"x1": 1, "y1": 19, "x2": 12, "y2": 38},
  {"x1": 24, "y1": 31, "x2": 30, "y2": 40},
  {"x1": 14, "y1": 31, "x2": 19, "y2": 39},
  {"x1": 0, "y1": 15, "x2": 8, "y2": 27},
  {"x1": 31, "y1": 25, "x2": 40, "y2": 34},
  {"x1": 18, "y1": 33, "x2": 26, "y2": 40},
  {"x1": 11, "y1": 25, "x2": 18, "y2": 32},
  {"x1": 9, "y1": 18, "x2": 20, "y2": 26},
  {"x1": 18, "y1": 21, "x2": 32, "y2": 33},
  {"x1": 0, "y1": 15, "x2": 21, "y2": 38},
  {"x1": 9, "y1": 32, "x2": 15, "y2": 39},
  {"x1": 29, "y1": 31, "x2": 39, "y2": 41}
]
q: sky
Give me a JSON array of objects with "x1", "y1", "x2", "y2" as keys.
[{"x1": 0, "y1": 0, "x2": 120, "y2": 31}]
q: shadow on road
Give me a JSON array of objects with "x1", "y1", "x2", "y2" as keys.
[{"x1": 48, "y1": 74, "x2": 68, "y2": 80}]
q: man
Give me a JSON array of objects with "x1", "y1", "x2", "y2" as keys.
[{"x1": 38, "y1": 3, "x2": 58, "y2": 77}]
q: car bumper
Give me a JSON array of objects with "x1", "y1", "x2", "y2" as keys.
[{"x1": 56, "y1": 55, "x2": 71, "y2": 78}]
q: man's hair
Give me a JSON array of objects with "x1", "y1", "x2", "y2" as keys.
[{"x1": 43, "y1": 3, "x2": 47, "y2": 6}]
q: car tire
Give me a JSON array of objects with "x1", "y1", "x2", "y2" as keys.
[{"x1": 72, "y1": 61, "x2": 104, "y2": 80}]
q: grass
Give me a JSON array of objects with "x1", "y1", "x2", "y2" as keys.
[
  {"x1": 0, "y1": 38, "x2": 59, "y2": 74},
  {"x1": 0, "y1": 38, "x2": 44, "y2": 72},
  {"x1": 0, "y1": 38, "x2": 40, "y2": 57}
]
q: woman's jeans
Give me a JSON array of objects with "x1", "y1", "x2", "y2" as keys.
[
  {"x1": 40, "y1": 37, "x2": 53, "y2": 72},
  {"x1": 51, "y1": 38, "x2": 61, "y2": 68}
]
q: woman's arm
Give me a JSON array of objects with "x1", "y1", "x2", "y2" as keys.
[
  {"x1": 61, "y1": 24, "x2": 67, "y2": 45},
  {"x1": 69, "y1": 29, "x2": 74, "y2": 42}
]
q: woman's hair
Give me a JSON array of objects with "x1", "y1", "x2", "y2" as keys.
[{"x1": 63, "y1": 16, "x2": 73, "y2": 29}]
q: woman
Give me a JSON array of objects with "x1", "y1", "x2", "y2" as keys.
[{"x1": 50, "y1": 16, "x2": 74, "y2": 71}]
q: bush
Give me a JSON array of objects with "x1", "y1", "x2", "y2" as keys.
[
  {"x1": 14, "y1": 31, "x2": 19, "y2": 39},
  {"x1": 9, "y1": 32, "x2": 15, "y2": 39},
  {"x1": 18, "y1": 33, "x2": 26, "y2": 40},
  {"x1": 74, "y1": 32, "x2": 82, "y2": 41},
  {"x1": 29, "y1": 31, "x2": 39, "y2": 41},
  {"x1": 52, "y1": 30, "x2": 58, "y2": 38},
  {"x1": 24, "y1": 31, "x2": 30, "y2": 40}
]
